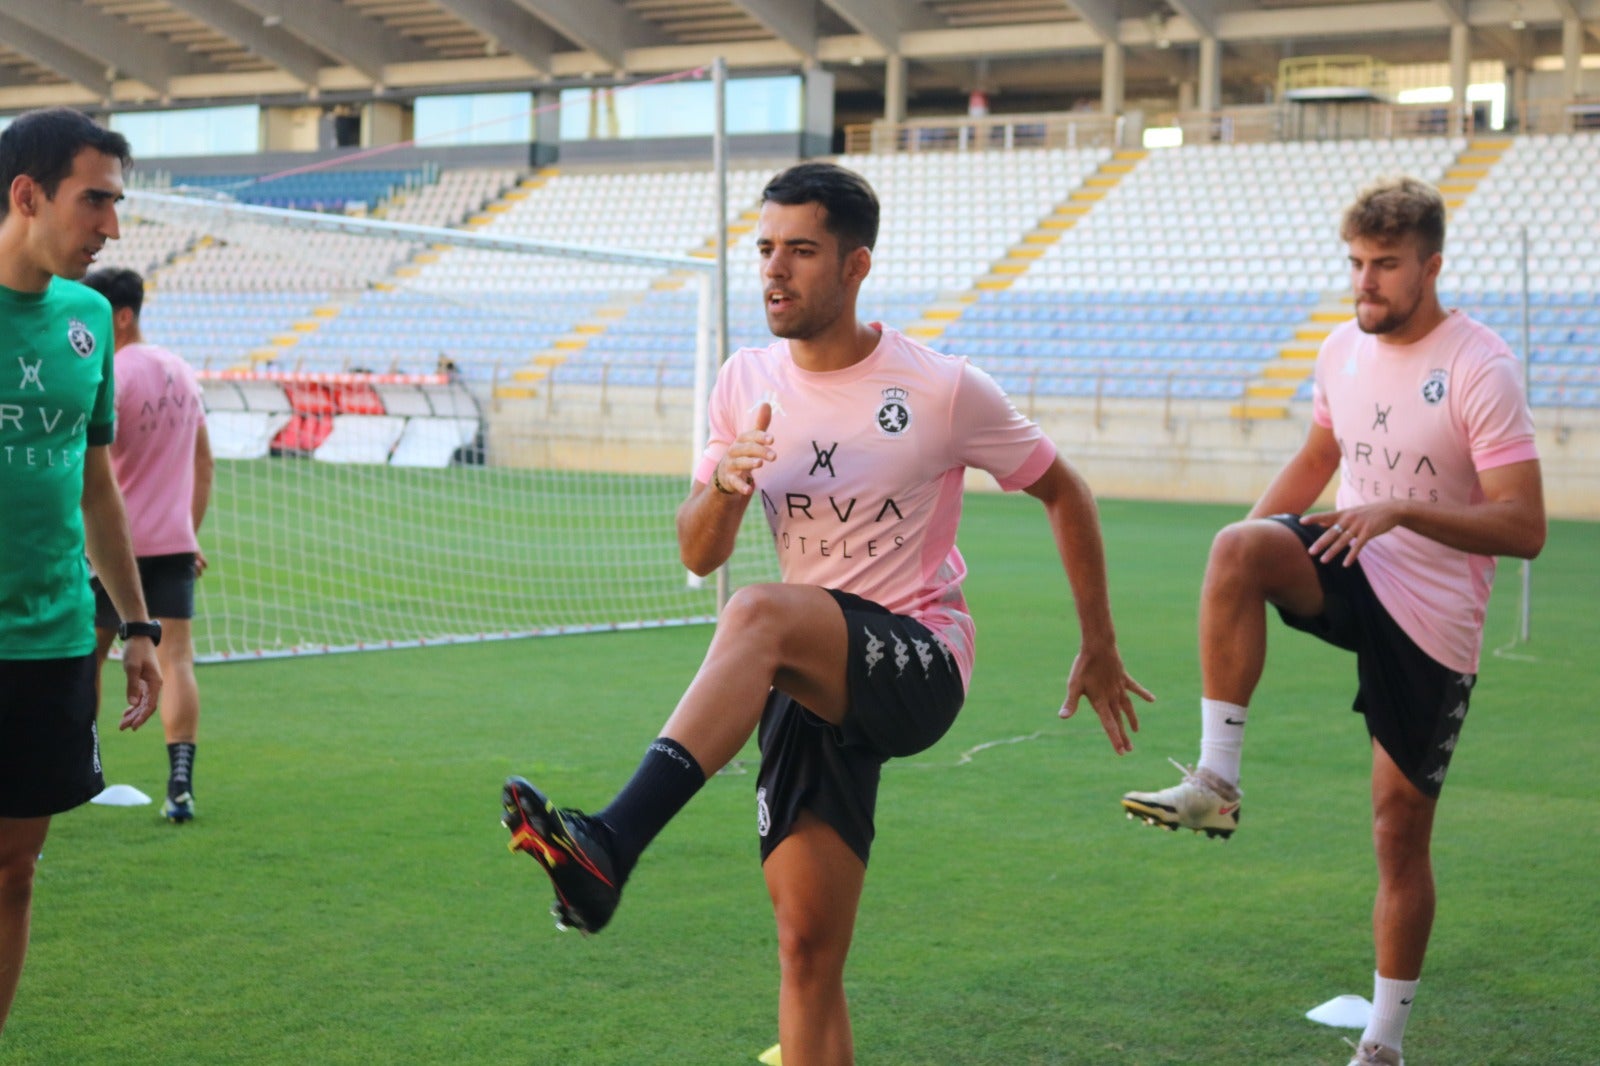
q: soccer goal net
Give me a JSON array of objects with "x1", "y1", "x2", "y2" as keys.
[{"x1": 120, "y1": 186, "x2": 777, "y2": 661}]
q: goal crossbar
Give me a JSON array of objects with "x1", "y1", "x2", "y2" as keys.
[{"x1": 125, "y1": 189, "x2": 716, "y2": 274}]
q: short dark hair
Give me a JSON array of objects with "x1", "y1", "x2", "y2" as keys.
[
  {"x1": 0, "y1": 107, "x2": 132, "y2": 221},
  {"x1": 762, "y1": 162, "x2": 879, "y2": 252},
  {"x1": 81, "y1": 266, "x2": 145, "y2": 316},
  {"x1": 1340, "y1": 175, "x2": 1446, "y2": 260}
]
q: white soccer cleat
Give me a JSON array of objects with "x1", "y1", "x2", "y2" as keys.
[
  {"x1": 1121, "y1": 757, "x2": 1242, "y2": 839},
  {"x1": 1345, "y1": 1038, "x2": 1404, "y2": 1065}
]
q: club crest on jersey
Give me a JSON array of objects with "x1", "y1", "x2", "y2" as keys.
[
  {"x1": 66, "y1": 318, "x2": 96, "y2": 358},
  {"x1": 1421, "y1": 369, "x2": 1448, "y2": 405},
  {"x1": 876, "y1": 386, "x2": 911, "y2": 436}
]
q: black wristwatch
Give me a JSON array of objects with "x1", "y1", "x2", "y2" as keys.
[{"x1": 118, "y1": 619, "x2": 163, "y2": 646}]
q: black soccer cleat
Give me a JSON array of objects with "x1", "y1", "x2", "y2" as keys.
[
  {"x1": 162, "y1": 790, "x2": 195, "y2": 824},
  {"x1": 502, "y1": 776, "x2": 621, "y2": 934}
]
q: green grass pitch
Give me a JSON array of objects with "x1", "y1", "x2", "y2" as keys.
[{"x1": 6, "y1": 496, "x2": 1596, "y2": 1064}]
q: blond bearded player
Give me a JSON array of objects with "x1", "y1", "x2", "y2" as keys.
[{"x1": 1121, "y1": 176, "x2": 1545, "y2": 1066}]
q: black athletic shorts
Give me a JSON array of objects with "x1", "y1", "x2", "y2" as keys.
[
  {"x1": 1269, "y1": 514, "x2": 1476, "y2": 798},
  {"x1": 92, "y1": 552, "x2": 198, "y2": 626},
  {"x1": 0, "y1": 654, "x2": 104, "y2": 818},
  {"x1": 756, "y1": 589, "x2": 965, "y2": 866}
]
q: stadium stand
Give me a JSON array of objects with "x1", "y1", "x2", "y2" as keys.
[
  {"x1": 118, "y1": 136, "x2": 1597, "y2": 414},
  {"x1": 289, "y1": 290, "x2": 612, "y2": 380},
  {"x1": 140, "y1": 292, "x2": 331, "y2": 369},
  {"x1": 153, "y1": 223, "x2": 418, "y2": 293},
  {"x1": 90, "y1": 217, "x2": 201, "y2": 277},
  {"x1": 380, "y1": 167, "x2": 523, "y2": 228},
  {"x1": 171, "y1": 167, "x2": 437, "y2": 213}
]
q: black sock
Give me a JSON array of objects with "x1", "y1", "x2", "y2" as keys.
[
  {"x1": 167, "y1": 742, "x2": 196, "y2": 799},
  {"x1": 595, "y1": 738, "x2": 705, "y2": 883}
]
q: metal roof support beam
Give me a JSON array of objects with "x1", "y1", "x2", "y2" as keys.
[
  {"x1": 1167, "y1": 0, "x2": 1219, "y2": 38},
  {"x1": 230, "y1": 0, "x2": 431, "y2": 85},
  {"x1": 164, "y1": 0, "x2": 327, "y2": 87},
  {"x1": 1062, "y1": 0, "x2": 1123, "y2": 43},
  {"x1": 727, "y1": 0, "x2": 819, "y2": 59},
  {"x1": 0, "y1": 12, "x2": 112, "y2": 98},
  {"x1": 509, "y1": 0, "x2": 659, "y2": 72},
  {"x1": 431, "y1": 0, "x2": 558, "y2": 76},
  {"x1": 6, "y1": 0, "x2": 207, "y2": 96},
  {"x1": 822, "y1": 0, "x2": 936, "y2": 51}
]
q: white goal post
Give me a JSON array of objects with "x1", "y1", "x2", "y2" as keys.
[{"x1": 118, "y1": 183, "x2": 771, "y2": 662}]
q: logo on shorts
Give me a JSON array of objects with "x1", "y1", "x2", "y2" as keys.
[
  {"x1": 756, "y1": 786, "x2": 771, "y2": 837},
  {"x1": 67, "y1": 318, "x2": 96, "y2": 358},
  {"x1": 1421, "y1": 369, "x2": 1448, "y2": 405},
  {"x1": 90, "y1": 721, "x2": 101, "y2": 774},
  {"x1": 891, "y1": 632, "x2": 910, "y2": 676},
  {"x1": 875, "y1": 386, "x2": 911, "y2": 436},
  {"x1": 863, "y1": 625, "x2": 885, "y2": 675}
]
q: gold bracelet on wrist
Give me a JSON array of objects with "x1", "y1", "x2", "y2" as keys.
[{"x1": 711, "y1": 465, "x2": 737, "y2": 495}]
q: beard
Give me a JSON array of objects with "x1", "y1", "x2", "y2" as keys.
[
  {"x1": 1355, "y1": 293, "x2": 1419, "y2": 336},
  {"x1": 765, "y1": 286, "x2": 847, "y2": 341}
]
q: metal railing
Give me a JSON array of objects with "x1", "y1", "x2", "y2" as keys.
[
  {"x1": 1520, "y1": 98, "x2": 1600, "y2": 135},
  {"x1": 843, "y1": 112, "x2": 1123, "y2": 154},
  {"x1": 844, "y1": 101, "x2": 1499, "y2": 156},
  {"x1": 538, "y1": 357, "x2": 679, "y2": 417},
  {"x1": 1004, "y1": 363, "x2": 1269, "y2": 426},
  {"x1": 1160, "y1": 102, "x2": 1478, "y2": 145}
]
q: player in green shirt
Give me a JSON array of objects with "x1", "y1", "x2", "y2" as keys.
[{"x1": 0, "y1": 107, "x2": 164, "y2": 1038}]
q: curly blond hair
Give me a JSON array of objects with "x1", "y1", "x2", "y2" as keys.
[{"x1": 1339, "y1": 176, "x2": 1446, "y2": 259}]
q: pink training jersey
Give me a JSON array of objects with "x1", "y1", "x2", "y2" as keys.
[
  {"x1": 1312, "y1": 311, "x2": 1538, "y2": 673},
  {"x1": 695, "y1": 326, "x2": 1056, "y2": 691},
  {"x1": 110, "y1": 343, "x2": 206, "y2": 557}
]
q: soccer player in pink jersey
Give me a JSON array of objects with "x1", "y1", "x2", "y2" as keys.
[
  {"x1": 1120, "y1": 176, "x2": 1545, "y2": 1066},
  {"x1": 504, "y1": 161, "x2": 1150, "y2": 1063},
  {"x1": 82, "y1": 267, "x2": 213, "y2": 824}
]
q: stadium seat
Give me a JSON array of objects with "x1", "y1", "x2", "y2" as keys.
[
  {"x1": 333, "y1": 383, "x2": 387, "y2": 416},
  {"x1": 390, "y1": 417, "x2": 481, "y2": 468},
  {"x1": 207, "y1": 411, "x2": 293, "y2": 460},
  {"x1": 271, "y1": 413, "x2": 336, "y2": 454},
  {"x1": 313, "y1": 415, "x2": 409, "y2": 464}
]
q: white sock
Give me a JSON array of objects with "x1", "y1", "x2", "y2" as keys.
[
  {"x1": 1197, "y1": 698, "x2": 1247, "y2": 786},
  {"x1": 1363, "y1": 972, "x2": 1419, "y2": 1052}
]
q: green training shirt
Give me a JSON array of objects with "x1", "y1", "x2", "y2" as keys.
[{"x1": 0, "y1": 277, "x2": 115, "y2": 659}]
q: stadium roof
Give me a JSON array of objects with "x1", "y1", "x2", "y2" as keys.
[{"x1": 0, "y1": 0, "x2": 1592, "y2": 116}]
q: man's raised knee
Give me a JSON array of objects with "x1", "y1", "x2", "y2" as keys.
[
  {"x1": 1209, "y1": 519, "x2": 1286, "y2": 572},
  {"x1": 716, "y1": 585, "x2": 791, "y2": 648}
]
